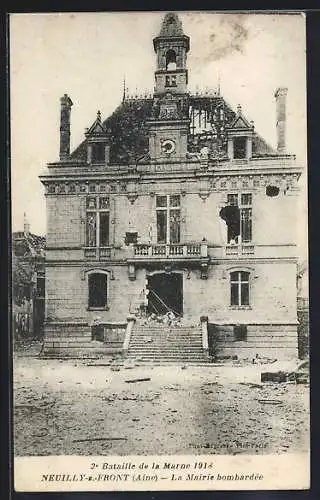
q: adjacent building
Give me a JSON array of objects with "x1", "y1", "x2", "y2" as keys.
[
  {"x1": 12, "y1": 216, "x2": 46, "y2": 339},
  {"x1": 40, "y1": 13, "x2": 302, "y2": 360}
]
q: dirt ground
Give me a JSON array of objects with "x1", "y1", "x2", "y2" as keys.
[{"x1": 13, "y1": 355, "x2": 309, "y2": 456}]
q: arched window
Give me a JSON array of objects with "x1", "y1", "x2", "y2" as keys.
[
  {"x1": 230, "y1": 271, "x2": 250, "y2": 306},
  {"x1": 166, "y1": 49, "x2": 177, "y2": 71},
  {"x1": 88, "y1": 272, "x2": 108, "y2": 309}
]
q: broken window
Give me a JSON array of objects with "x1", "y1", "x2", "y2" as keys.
[
  {"x1": 88, "y1": 273, "x2": 108, "y2": 309},
  {"x1": 233, "y1": 324, "x2": 247, "y2": 341},
  {"x1": 156, "y1": 194, "x2": 181, "y2": 244},
  {"x1": 233, "y1": 137, "x2": 247, "y2": 159},
  {"x1": 230, "y1": 271, "x2": 250, "y2": 306},
  {"x1": 86, "y1": 196, "x2": 110, "y2": 247},
  {"x1": 220, "y1": 193, "x2": 252, "y2": 243},
  {"x1": 92, "y1": 143, "x2": 105, "y2": 163}
]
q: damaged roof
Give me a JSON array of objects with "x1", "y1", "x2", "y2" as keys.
[
  {"x1": 12, "y1": 232, "x2": 46, "y2": 259},
  {"x1": 70, "y1": 95, "x2": 277, "y2": 164}
]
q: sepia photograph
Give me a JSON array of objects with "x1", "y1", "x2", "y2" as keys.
[{"x1": 10, "y1": 10, "x2": 309, "y2": 491}]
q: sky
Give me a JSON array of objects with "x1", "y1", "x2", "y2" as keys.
[{"x1": 10, "y1": 11, "x2": 307, "y2": 256}]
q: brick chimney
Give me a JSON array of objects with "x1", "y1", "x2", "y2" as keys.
[
  {"x1": 23, "y1": 212, "x2": 30, "y2": 235},
  {"x1": 59, "y1": 94, "x2": 73, "y2": 160},
  {"x1": 274, "y1": 87, "x2": 288, "y2": 154}
]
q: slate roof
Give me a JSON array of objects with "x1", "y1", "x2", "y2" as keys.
[{"x1": 70, "y1": 95, "x2": 277, "y2": 164}]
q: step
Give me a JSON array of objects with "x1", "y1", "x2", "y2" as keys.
[
  {"x1": 128, "y1": 346, "x2": 202, "y2": 352},
  {"x1": 129, "y1": 342, "x2": 203, "y2": 346},
  {"x1": 128, "y1": 351, "x2": 206, "y2": 356},
  {"x1": 130, "y1": 336, "x2": 202, "y2": 341},
  {"x1": 134, "y1": 356, "x2": 206, "y2": 361}
]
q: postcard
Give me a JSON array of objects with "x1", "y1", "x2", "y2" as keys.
[{"x1": 10, "y1": 11, "x2": 309, "y2": 492}]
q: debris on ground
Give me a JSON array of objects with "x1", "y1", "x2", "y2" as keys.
[
  {"x1": 125, "y1": 377, "x2": 151, "y2": 383},
  {"x1": 140, "y1": 311, "x2": 184, "y2": 327},
  {"x1": 13, "y1": 357, "x2": 309, "y2": 456},
  {"x1": 110, "y1": 365, "x2": 121, "y2": 372},
  {"x1": 261, "y1": 360, "x2": 309, "y2": 384},
  {"x1": 258, "y1": 399, "x2": 283, "y2": 406},
  {"x1": 124, "y1": 359, "x2": 136, "y2": 369},
  {"x1": 110, "y1": 358, "x2": 123, "y2": 371},
  {"x1": 102, "y1": 392, "x2": 160, "y2": 402},
  {"x1": 261, "y1": 371, "x2": 287, "y2": 383},
  {"x1": 239, "y1": 382, "x2": 262, "y2": 389},
  {"x1": 72, "y1": 437, "x2": 127, "y2": 443}
]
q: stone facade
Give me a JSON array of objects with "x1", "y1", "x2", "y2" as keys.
[{"x1": 40, "y1": 13, "x2": 302, "y2": 360}]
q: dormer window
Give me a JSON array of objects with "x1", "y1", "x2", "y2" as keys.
[
  {"x1": 92, "y1": 143, "x2": 105, "y2": 163},
  {"x1": 85, "y1": 111, "x2": 111, "y2": 165},
  {"x1": 233, "y1": 137, "x2": 247, "y2": 159},
  {"x1": 226, "y1": 104, "x2": 254, "y2": 160}
]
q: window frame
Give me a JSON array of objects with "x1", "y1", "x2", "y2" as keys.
[
  {"x1": 165, "y1": 49, "x2": 177, "y2": 71},
  {"x1": 87, "y1": 270, "x2": 109, "y2": 311},
  {"x1": 85, "y1": 196, "x2": 110, "y2": 248},
  {"x1": 165, "y1": 74, "x2": 177, "y2": 87},
  {"x1": 233, "y1": 136, "x2": 247, "y2": 159},
  {"x1": 156, "y1": 194, "x2": 181, "y2": 244},
  {"x1": 227, "y1": 192, "x2": 252, "y2": 243},
  {"x1": 91, "y1": 142, "x2": 105, "y2": 163},
  {"x1": 230, "y1": 270, "x2": 251, "y2": 308}
]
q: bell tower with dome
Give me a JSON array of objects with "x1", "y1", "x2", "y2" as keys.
[
  {"x1": 153, "y1": 12, "x2": 190, "y2": 96},
  {"x1": 148, "y1": 13, "x2": 190, "y2": 161}
]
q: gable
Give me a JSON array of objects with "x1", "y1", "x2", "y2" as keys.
[{"x1": 231, "y1": 115, "x2": 252, "y2": 129}]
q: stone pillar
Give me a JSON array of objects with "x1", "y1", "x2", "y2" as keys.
[{"x1": 59, "y1": 94, "x2": 73, "y2": 160}]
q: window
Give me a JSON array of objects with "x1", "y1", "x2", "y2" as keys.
[
  {"x1": 233, "y1": 137, "x2": 247, "y2": 159},
  {"x1": 88, "y1": 273, "x2": 108, "y2": 309},
  {"x1": 233, "y1": 324, "x2": 247, "y2": 341},
  {"x1": 92, "y1": 143, "x2": 105, "y2": 163},
  {"x1": 86, "y1": 196, "x2": 110, "y2": 247},
  {"x1": 165, "y1": 75, "x2": 177, "y2": 87},
  {"x1": 230, "y1": 271, "x2": 250, "y2": 306},
  {"x1": 166, "y1": 49, "x2": 177, "y2": 71},
  {"x1": 125, "y1": 232, "x2": 138, "y2": 245},
  {"x1": 156, "y1": 194, "x2": 181, "y2": 244},
  {"x1": 227, "y1": 193, "x2": 252, "y2": 243}
]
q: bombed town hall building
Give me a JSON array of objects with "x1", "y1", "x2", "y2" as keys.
[{"x1": 40, "y1": 13, "x2": 302, "y2": 361}]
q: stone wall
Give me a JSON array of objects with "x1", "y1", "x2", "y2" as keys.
[{"x1": 208, "y1": 323, "x2": 298, "y2": 360}]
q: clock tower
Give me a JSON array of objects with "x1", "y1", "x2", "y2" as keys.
[{"x1": 147, "y1": 12, "x2": 190, "y2": 161}]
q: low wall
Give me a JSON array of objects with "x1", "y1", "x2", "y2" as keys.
[
  {"x1": 42, "y1": 321, "x2": 126, "y2": 358},
  {"x1": 208, "y1": 323, "x2": 298, "y2": 360}
]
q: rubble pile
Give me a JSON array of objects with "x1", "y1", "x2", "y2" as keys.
[{"x1": 139, "y1": 311, "x2": 184, "y2": 328}]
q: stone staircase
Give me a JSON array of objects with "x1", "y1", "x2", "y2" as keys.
[{"x1": 127, "y1": 323, "x2": 209, "y2": 363}]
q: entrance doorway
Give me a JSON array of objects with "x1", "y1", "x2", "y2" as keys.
[{"x1": 147, "y1": 272, "x2": 183, "y2": 316}]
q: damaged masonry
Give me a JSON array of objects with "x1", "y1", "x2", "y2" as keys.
[{"x1": 39, "y1": 11, "x2": 303, "y2": 363}]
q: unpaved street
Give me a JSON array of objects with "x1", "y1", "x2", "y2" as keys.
[{"x1": 14, "y1": 356, "x2": 309, "y2": 456}]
